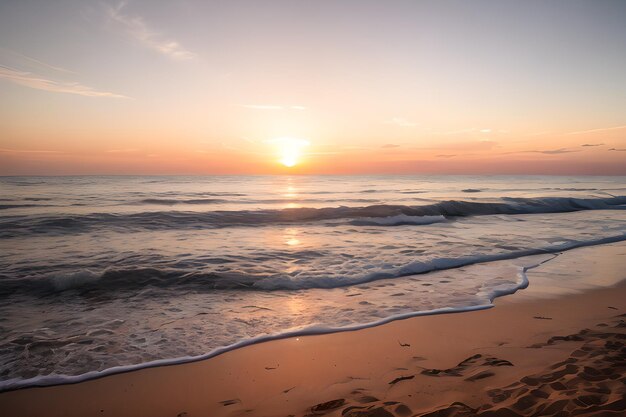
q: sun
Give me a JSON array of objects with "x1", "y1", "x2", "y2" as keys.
[{"x1": 269, "y1": 137, "x2": 310, "y2": 167}]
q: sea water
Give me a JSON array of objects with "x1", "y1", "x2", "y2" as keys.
[{"x1": 0, "y1": 175, "x2": 625, "y2": 389}]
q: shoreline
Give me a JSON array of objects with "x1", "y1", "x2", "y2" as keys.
[
  {"x1": 1, "y1": 242, "x2": 625, "y2": 416},
  {"x1": 2, "y1": 236, "x2": 625, "y2": 392}
]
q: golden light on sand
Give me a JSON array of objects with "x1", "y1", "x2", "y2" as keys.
[{"x1": 268, "y1": 137, "x2": 310, "y2": 167}]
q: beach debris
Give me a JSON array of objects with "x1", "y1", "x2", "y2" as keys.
[
  {"x1": 241, "y1": 305, "x2": 273, "y2": 311},
  {"x1": 347, "y1": 376, "x2": 369, "y2": 380},
  {"x1": 219, "y1": 398, "x2": 241, "y2": 406},
  {"x1": 533, "y1": 316, "x2": 553, "y2": 320},
  {"x1": 397, "y1": 341, "x2": 410, "y2": 347},
  {"x1": 283, "y1": 386, "x2": 295, "y2": 394},
  {"x1": 310, "y1": 398, "x2": 346, "y2": 412},
  {"x1": 607, "y1": 306, "x2": 618, "y2": 310},
  {"x1": 388, "y1": 375, "x2": 414, "y2": 385},
  {"x1": 264, "y1": 364, "x2": 279, "y2": 370}
]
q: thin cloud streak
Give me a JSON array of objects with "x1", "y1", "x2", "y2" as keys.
[
  {"x1": 566, "y1": 125, "x2": 626, "y2": 135},
  {"x1": 106, "y1": 2, "x2": 196, "y2": 60},
  {"x1": 0, "y1": 66, "x2": 127, "y2": 98},
  {"x1": 409, "y1": 140, "x2": 498, "y2": 152},
  {"x1": 501, "y1": 148, "x2": 580, "y2": 155},
  {"x1": 0, "y1": 148, "x2": 62, "y2": 154},
  {"x1": 0, "y1": 47, "x2": 76, "y2": 74}
]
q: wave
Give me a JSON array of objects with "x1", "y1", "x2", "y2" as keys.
[
  {"x1": 349, "y1": 214, "x2": 446, "y2": 226},
  {"x1": 0, "y1": 195, "x2": 624, "y2": 238},
  {"x1": 137, "y1": 197, "x2": 382, "y2": 205},
  {"x1": 0, "y1": 204, "x2": 50, "y2": 210},
  {"x1": 2, "y1": 233, "x2": 624, "y2": 297},
  {"x1": 138, "y1": 198, "x2": 227, "y2": 205},
  {"x1": 0, "y1": 250, "x2": 565, "y2": 392},
  {"x1": 0, "y1": 305, "x2": 494, "y2": 392}
]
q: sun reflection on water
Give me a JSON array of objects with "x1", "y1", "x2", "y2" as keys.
[{"x1": 284, "y1": 228, "x2": 301, "y2": 246}]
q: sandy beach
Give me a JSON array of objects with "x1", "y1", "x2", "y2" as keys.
[{"x1": 1, "y1": 242, "x2": 625, "y2": 417}]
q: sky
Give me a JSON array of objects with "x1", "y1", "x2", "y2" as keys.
[{"x1": 0, "y1": 0, "x2": 625, "y2": 175}]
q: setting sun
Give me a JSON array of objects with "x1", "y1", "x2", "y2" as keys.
[{"x1": 269, "y1": 137, "x2": 310, "y2": 167}]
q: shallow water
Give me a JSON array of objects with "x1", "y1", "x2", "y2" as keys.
[{"x1": 0, "y1": 175, "x2": 625, "y2": 387}]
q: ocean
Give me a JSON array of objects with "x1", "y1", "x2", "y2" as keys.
[{"x1": 1, "y1": 175, "x2": 625, "y2": 390}]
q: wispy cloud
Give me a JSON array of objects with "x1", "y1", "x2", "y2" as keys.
[
  {"x1": 0, "y1": 46, "x2": 76, "y2": 74},
  {"x1": 538, "y1": 148, "x2": 579, "y2": 155},
  {"x1": 385, "y1": 117, "x2": 417, "y2": 127},
  {"x1": 566, "y1": 125, "x2": 626, "y2": 135},
  {"x1": 581, "y1": 143, "x2": 604, "y2": 147},
  {"x1": 412, "y1": 140, "x2": 498, "y2": 152},
  {"x1": 609, "y1": 148, "x2": 626, "y2": 152},
  {"x1": 0, "y1": 65, "x2": 127, "y2": 98},
  {"x1": 241, "y1": 104, "x2": 307, "y2": 111},
  {"x1": 381, "y1": 144, "x2": 400, "y2": 149},
  {"x1": 106, "y1": 2, "x2": 196, "y2": 60},
  {"x1": 502, "y1": 148, "x2": 579, "y2": 155},
  {"x1": 0, "y1": 147, "x2": 62, "y2": 154}
]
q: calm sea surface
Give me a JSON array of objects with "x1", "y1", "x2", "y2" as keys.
[{"x1": 1, "y1": 175, "x2": 625, "y2": 388}]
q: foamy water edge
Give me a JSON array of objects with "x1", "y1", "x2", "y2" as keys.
[{"x1": 1, "y1": 235, "x2": 624, "y2": 393}]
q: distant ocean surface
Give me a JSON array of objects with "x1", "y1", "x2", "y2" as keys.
[{"x1": 1, "y1": 175, "x2": 626, "y2": 389}]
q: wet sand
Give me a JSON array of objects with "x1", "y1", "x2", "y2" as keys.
[{"x1": 1, "y1": 243, "x2": 625, "y2": 417}]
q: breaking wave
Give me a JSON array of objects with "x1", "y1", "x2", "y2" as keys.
[
  {"x1": 1, "y1": 195, "x2": 624, "y2": 238},
  {"x1": 2, "y1": 232, "x2": 624, "y2": 297}
]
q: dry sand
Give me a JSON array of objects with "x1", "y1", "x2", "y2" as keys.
[{"x1": 1, "y1": 243, "x2": 625, "y2": 417}]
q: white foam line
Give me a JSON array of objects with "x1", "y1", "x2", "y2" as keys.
[
  {"x1": 0, "y1": 236, "x2": 622, "y2": 393},
  {"x1": 256, "y1": 233, "x2": 626, "y2": 290},
  {"x1": 0, "y1": 304, "x2": 495, "y2": 393}
]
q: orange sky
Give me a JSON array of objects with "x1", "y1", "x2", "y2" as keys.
[{"x1": 1, "y1": 1, "x2": 625, "y2": 175}]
